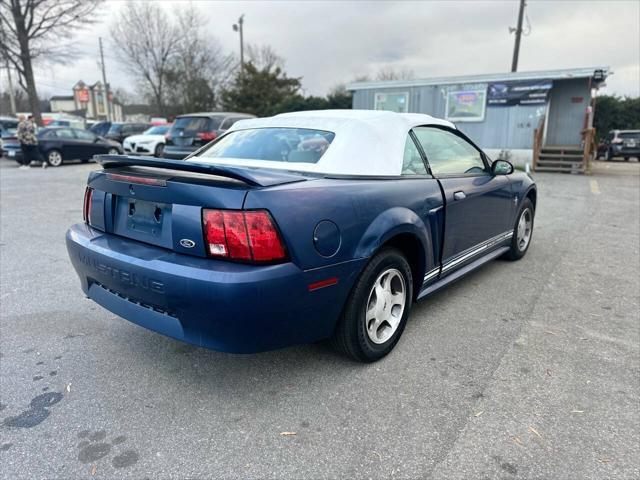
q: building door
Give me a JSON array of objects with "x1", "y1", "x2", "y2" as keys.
[{"x1": 545, "y1": 79, "x2": 588, "y2": 146}]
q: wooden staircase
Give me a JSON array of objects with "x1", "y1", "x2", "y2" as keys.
[
  {"x1": 531, "y1": 119, "x2": 594, "y2": 174},
  {"x1": 535, "y1": 146, "x2": 586, "y2": 173}
]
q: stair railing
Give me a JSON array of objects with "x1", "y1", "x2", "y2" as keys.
[
  {"x1": 581, "y1": 127, "x2": 595, "y2": 175},
  {"x1": 532, "y1": 115, "x2": 545, "y2": 171}
]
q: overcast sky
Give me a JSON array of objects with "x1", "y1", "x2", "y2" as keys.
[{"x1": 19, "y1": 0, "x2": 640, "y2": 100}]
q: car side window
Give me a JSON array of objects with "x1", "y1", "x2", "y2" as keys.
[
  {"x1": 401, "y1": 135, "x2": 428, "y2": 175},
  {"x1": 56, "y1": 128, "x2": 75, "y2": 139},
  {"x1": 75, "y1": 130, "x2": 96, "y2": 141},
  {"x1": 413, "y1": 127, "x2": 486, "y2": 176},
  {"x1": 42, "y1": 130, "x2": 57, "y2": 139}
]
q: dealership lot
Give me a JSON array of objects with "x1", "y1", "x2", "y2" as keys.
[{"x1": 0, "y1": 160, "x2": 638, "y2": 479}]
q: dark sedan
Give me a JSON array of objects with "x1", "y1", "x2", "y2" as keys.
[
  {"x1": 163, "y1": 112, "x2": 255, "y2": 159},
  {"x1": 105, "y1": 122, "x2": 150, "y2": 144},
  {"x1": 2, "y1": 127, "x2": 122, "y2": 166}
]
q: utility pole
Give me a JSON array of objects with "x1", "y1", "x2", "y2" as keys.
[
  {"x1": 5, "y1": 61, "x2": 17, "y2": 115},
  {"x1": 233, "y1": 15, "x2": 245, "y2": 74},
  {"x1": 98, "y1": 37, "x2": 111, "y2": 121},
  {"x1": 510, "y1": 0, "x2": 526, "y2": 72}
]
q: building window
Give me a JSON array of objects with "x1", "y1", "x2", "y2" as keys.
[
  {"x1": 445, "y1": 84, "x2": 487, "y2": 122},
  {"x1": 374, "y1": 92, "x2": 409, "y2": 113}
]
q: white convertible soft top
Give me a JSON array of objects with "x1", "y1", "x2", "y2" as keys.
[{"x1": 189, "y1": 109, "x2": 455, "y2": 176}]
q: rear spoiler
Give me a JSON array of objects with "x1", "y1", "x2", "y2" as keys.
[{"x1": 96, "y1": 155, "x2": 308, "y2": 187}]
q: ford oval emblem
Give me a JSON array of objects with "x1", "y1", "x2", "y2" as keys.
[{"x1": 180, "y1": 239, "x2": 196, "y2": 248}]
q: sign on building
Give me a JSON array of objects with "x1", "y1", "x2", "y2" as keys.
[
  {"x1": 487, "y1": 80, "x2": 552, "y2": 106},
  {"x1": 445, "y1": 84, "x2": 487, "y2": 122}
]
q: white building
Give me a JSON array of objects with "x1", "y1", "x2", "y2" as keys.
[{"x1": 49, "y1": 80, "x2": 123, "y2": 122}]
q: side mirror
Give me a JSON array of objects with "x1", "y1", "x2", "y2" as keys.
[{"x1": 491, "y1": 159, "x2": 514, "y2": 175}]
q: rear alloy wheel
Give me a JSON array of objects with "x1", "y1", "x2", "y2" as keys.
[
  {"x1": 46, "y1": 149, "x2": 63, "y2": 167},
  {"x1": 108, "y1": 148, "x2": 120, "y2": 155},
  {"x1": 154, "y1": 143, "x2": 164, "y2": 157},
  {"x1": 332, "y1": 247, "x2": 413, "y2": 362},
  {"x1": 504, "y1": 198, "x2": 534, "y2": 261}
]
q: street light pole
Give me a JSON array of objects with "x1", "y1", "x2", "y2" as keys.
[
  {"x1": 510, "y1": 0, "x2": 526, "y2": 72},
  {"x1": 5, "y1": 61, "x2": 17, "y2": 115},
  {"x1": 233, "y1": 14, "x2": 245, "y2": 74},
  {"x1": 99, "y1": 37, "x2": 111, "y2": 121}
]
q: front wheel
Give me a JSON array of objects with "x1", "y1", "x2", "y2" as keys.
[
  {"x1": 154, "y1": 143, "x2": 164, "y2": 157},
  {"x1": 504, "y1": 198, "x2": 534, "y2": 261},
  {"x1": 46, "y1": 149, "x2": 63, "y2": 167},
  {"x1": 107, "y1": 148, "x2": 120, "y2": 155},
  {"x1": 332, "y1": 248, "x2": 413, "y2": 362}
]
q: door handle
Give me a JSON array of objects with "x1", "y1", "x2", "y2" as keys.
[{"x1": 453, "y1": 191, "x2": 466, "y2": 201}]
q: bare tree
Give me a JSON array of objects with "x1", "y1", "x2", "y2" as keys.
[
  {"x1": 245, "y1": 44, "x2": 284, "y2": 71},
  {"x1": 376, "y1": 67, "x2": 415, "y2": 82},
  {"x1": 110, "y1": 2, "x2": 181, "y2": 116},
  {"x1": 0, "y1": 0, "x2": 101, "y2": 124},
  {"x1": 166, "y1": 6, "x2": 234, "y2": 112}
]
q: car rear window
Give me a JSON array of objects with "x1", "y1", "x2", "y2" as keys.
[
  {"x1": 196, "y1": 128, "x2": 335, "y2": 164},
  {"x1": 108, "y1": 124, "x2": 123, "y2": 133},
  {"x1": 144, "y1": 125, "x2": 169, "y2": 135},
  {"x1": 619, "y1": 132, "x2": 640, "y2": 140},
  {"x1": 172, "y1": 116, "x2": 221, "y2": 134},
  {"x1": 1, "y1": 120, "x2": 18, "y2": 130}
]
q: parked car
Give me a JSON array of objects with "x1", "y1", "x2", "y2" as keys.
[
  {"x1": 0, "y1": 116, "x2": 19, "y2": 158},
  {"x1": 123, "y1": 125, "x2": 171, "y2": 157},
  {"x1": 105, "y1": 122, "x2": 149, "y2": 144},
  {"x1": 66, "y1": 110, "x2": 536, "y2": 362},
  {"x1": 3, "y1": 127, "x2": 122, "y2": 166},
  {"x1": 598, "y1": 130, "x2": 640, "y2": 161},
  {"x1": 0, "y1": 116, "x2": 18, "y2": 138},
  {"x1": 163, "y1": 112, "x2": 255, "y2": 159}
]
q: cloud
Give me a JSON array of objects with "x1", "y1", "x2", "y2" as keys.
[{"x1": 32, "y1": 0, "x2": 639, "y2": 99}]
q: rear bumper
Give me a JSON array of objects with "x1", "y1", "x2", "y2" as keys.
[
  {"x1": 612, "y1": 145, "x2": 640, "y2": 156},
  {"x1": 66, "y1": 223, "x2": 364, "y2": 353}
]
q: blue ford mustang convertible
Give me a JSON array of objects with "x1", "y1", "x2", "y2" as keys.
[{"x1": 66, "y1": 110, "x2": 536, "y2": 362}]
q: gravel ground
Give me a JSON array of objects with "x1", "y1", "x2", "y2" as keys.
[{"x1": 1, "y1": 158, "x2": 638, "y2": 479}]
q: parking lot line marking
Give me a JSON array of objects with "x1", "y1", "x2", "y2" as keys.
[{"x1": 590, "y1": 179, "x2": 601, "y2": 195}]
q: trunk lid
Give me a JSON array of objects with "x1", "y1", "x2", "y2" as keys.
[{"x1": 87, "y1": 155, "x2": 309, "y2": 257}]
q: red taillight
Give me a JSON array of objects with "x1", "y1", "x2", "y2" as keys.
[
  {"x1": 202, "y1": 209, "x2": 287, "y2": 263},
  {"x1": 196, "y1": 131, "x2": 217, "y2": 141},
  {"x1": 83, "y1": 187, "x2": 93, "y2": 224},
  {"x1": 244, "y1": 211, "x2": 287, "y2": 261}
]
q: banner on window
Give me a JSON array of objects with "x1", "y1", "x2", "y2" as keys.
[
  {"x1": 445, "y1": 85, "x2": 487, "y2": 122},
  {"x1": 487, "y1": 80, "x2": 552, "y2": 106}
]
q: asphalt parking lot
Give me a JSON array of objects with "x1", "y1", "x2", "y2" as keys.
[{"x1": 1, "y1": 158, "x2": 638, "y2": 479}]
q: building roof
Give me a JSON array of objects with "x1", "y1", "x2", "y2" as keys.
[
  {"x1": 50, "y1": 95, "x2": 74, "y2": 101},
  {"x1": 190, "y1": 109, "x2": 453, "y2": 176},
  {"x1": 346, "y1": 66, "x2": 611, "y2": 91}
]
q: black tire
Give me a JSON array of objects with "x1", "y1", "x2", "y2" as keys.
[
  {"x1": 504, "y1": 198, "x2": 535, "y2": 261},
  {"x1": 624, "y1": 156, "x2": 630, "y2": 162},
  {"x1": 154, "y1": 143, "x2": 164, "y2": 157},
  {"x1": 46, "y1": 149, "x2": 63, "y2": 167},
  {"x1": 332, "y1": 247, "x2": 413, "y2": 362}
]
